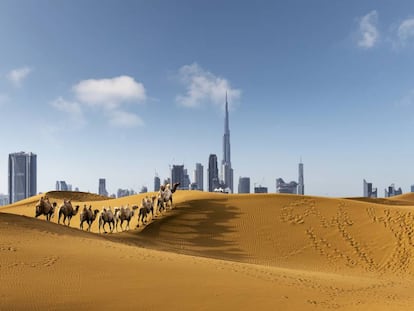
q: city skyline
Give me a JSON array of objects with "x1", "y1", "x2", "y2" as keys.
[
  {"x1": 3, "y1": 150, "x2": 414, "y2": 199},
  {"x1": 1, "y1": 1, "x2": 414, "y2": 197}
]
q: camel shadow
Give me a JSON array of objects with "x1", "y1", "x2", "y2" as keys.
[{"x1": 106, "y1": 198, "x2": 249, "y2": 262}]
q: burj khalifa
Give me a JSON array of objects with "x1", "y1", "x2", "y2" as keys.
[{"x1": 221, "y1": 93, "x2": 234, "y2": 192}]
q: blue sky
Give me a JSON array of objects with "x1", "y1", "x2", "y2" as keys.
[{"x1": 1, "y1": 0, "x2": 414, "y2": 197}]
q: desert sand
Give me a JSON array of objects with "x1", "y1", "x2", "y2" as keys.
[{"x1": 2, "y1": 190, "x2": 414, "y2": 310}]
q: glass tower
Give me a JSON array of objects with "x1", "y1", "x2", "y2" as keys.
[{"x1": 8, "y1": 152, "x2": 37, "y2": 203}]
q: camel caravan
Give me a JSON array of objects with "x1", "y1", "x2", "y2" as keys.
[{"x1": 33, "y1": 182, "x2": 180, "y2": 234}]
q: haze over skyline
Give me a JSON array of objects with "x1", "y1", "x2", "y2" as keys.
[{"x1": 1, "y1": 1, "x2": 414, "y2": 197}]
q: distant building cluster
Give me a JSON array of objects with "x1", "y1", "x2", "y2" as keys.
[
  {"x1": 276, "y1": 178, "x2": 298, "y2": 194},
  {"x1": 117, "y1": 188, "x2": 136, "y2": 198},
  {"x1": 363, "y1": 179, "x2": 378, "y2": 198},
  {"x1": 385, "y1": 184, "x2": 403, "y2": 198},
  {"x1": 56, "y1": 180, "x2": 73, "y2": 191},
  {"x1": 362, "y1": 180, "x2": 405, "y2": 198},
  {"x1": 0, "y1": 194, "x2": 9, "y2": 206}
]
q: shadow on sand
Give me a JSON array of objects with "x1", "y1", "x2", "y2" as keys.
[{"x1": 105, "y1": 198, "x2": 249, "y2": 262}]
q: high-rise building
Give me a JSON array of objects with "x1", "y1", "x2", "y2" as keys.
[
  {"x1": 8, "y1": 152, "x2": 37, "y2": 204},
  {"x1": 385, "y1": 184, "x2": 402, "y2": 197},
  {"x1": 221, "y1": 93, "x2": 234, "y2": 193},
  {"x1": 154, "y1": 176, "x2": 161, "y2": 192},
  {"x1": 208, "y1": 154, "x2": 219, "y2": 192},
  {"x1": 363, "y1": 179, "x2": 377, "y2": 198},
  {"x1": 238, "y1": 177, "x2": 250, "y2": 193},
  {"x1": 254, "y1": 186, "x2": 268, "y2": 193},
  {"x1": 411, "y1": 185, "x2": 414, "y2": 193},
  {"x1": 98, "y1": 178, "x2": 108, "y2": 196},
  {"x1": 298, "y1": 161, "x2": 304, "y2": 195},
  {"x1": 171, "y1": 165, "x2": 185, "y2": 187},
  {"x1": 139, "y1": 186, "x2": 148, "y2": 193},
  {"x1": 183, "y1": 169, "x2": 191, "y2": 189},
  {"x1": 276, "y1": 178, "x2": 298, "y2": 194},
  {"x1": 194, "y1": 163, "x2": 204, "y2": 191}
]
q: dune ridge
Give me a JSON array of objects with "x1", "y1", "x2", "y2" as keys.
[{"x1": 2, "y1": 191, "x2": 414, "y2": 310}]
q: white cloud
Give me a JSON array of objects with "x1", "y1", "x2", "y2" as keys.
[
  {"x1": 357, "y1": 10, "x2": 379, "y2": 49},
  {"x1": 51, "y1": 76, "x2": 147, "y2": 128},
  {"x1": 397, "y1": 18, "x2": 414, "y2": 46},
  {"x1": 73, "y1": 75, "x2": 146, "y2": 109},
  {"x1": 7, "y1": 66, "x2": 32, "y2": 86},
  {"x1": 108, "y1": 110, "x2": 144, "y2": 128},
  {"x1": 50, "y1": 97, "x2": 85, "y2": 128},
  {"x1": 176, "y1": 63, "x2": 241, "y2": 108}
]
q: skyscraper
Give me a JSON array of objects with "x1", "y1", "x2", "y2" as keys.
[
  {"x1": 8, "y1": 152, "x2": 37, "y2": 203},
  {"x1": 171, "y1": 165, "x2": 185, "y2": 187},
  {"x1": 238, "y1": 177, "x2": 250, "y2": 193},
  {"x1": 298, "y1": 161, "x2": 304, "y2": 195},
  {"x1": 98, "y1": 178, "x2": 108, "y2": 196},
  {"x1": 194, "y1": 163, "x2": 204, "y2": 191},
  {"x1": 221, "y1": 93, "x2": 234, "y2": 193},
  {"x1": 208, "y1": 154, "x2": 219, "y2": 192},
  {"x1": 183, "y1": 168, "x2": 191, "y2": 189},
  {"x1": 154, "y1": 175, "x2": 161, "y2": 192}
]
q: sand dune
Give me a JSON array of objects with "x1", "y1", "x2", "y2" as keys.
[{"x1": 2, "y1": 191, "x2": 414, "y2": 310}]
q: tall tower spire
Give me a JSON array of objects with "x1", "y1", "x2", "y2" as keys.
[
  {"x1": 298, "y1": 159, "x2": 304, "y2": 195},
  {"x1": 225, "y1": 91, "x2": 229, "y2": 132},
  {"x1": 221, "y1": 91, "x2": 233, "y2": 192}
]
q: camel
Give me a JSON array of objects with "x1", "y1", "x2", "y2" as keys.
[
  {"x1": 158, "y1": 182, "x2": 180, "y2": 212},
  {"x1": 99, "y1": 207, "x2": 115, "y2": 234},
  {"x1": 146, "y1": 196, "x2": 156, "y2": 219},
  {"x1": 157, "y1": 185, "x2": 167, "y2": 214},
  {"x1": 79, "y1": 205, "x2": 100, "y2": 231},
  {"x1": 114, "y1": 205, "x2": 135, "y2": 232},
  {"x1": 58, "y1": 200, "x2": 80, "y2": 226},
  {"x1": 35, "y1": 196, "x2": 57, "y2": 221},
  {"x1": 137, "y1": 196, "x2": 155, "y2": 227}
]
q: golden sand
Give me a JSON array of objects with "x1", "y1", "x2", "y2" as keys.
[{"x1": 1, "y1": 190, "x2": 414, "y2": 310}]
